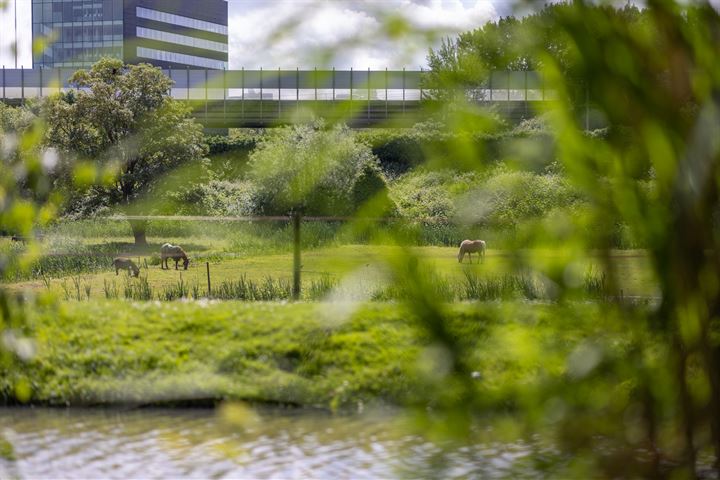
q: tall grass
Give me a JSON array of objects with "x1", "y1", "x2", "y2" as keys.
[
  {"x1": 17, "y1": 268, "x2": 612, "y2": 303},
  {"x1": 583, "y1": 267, "x2": 608, "y2": 299},
  {"x1": 460, "y1": 272, "x2": 542, "y2": 300},
  {"x1": 307, "y1": 275, "x2": 337, "y2": 299},
  {"x1": 158, "y1": 275, "x2": 190, "y2": 301},
  {"x1": 71, "y1": 276, "x2": 82, "y2": 301},
  {"x1": 46, "y1": 219, "x2": 346, "y2": 252},
  {"x1": 3, "y1": 253, "x2": 111, "y2": 282},
  {"x1": 60, "y1": 280, "x2": 71, "y2": 301},
  {"x1": 212, "y1": 275, "x2": 292, "y2": 301},
  {"x1": 103, "y1": 279, "x2": 119, "y2": 299},
  {"x1": 47, "y1": 218, "x2": 216, "y2": 238},
  {"x1": 123, "y1": 275, "x2": 153, "y2": 301}
]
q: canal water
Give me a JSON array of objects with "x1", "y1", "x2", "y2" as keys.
[{"x1": 0, "y1": 407, "x2": 548, "y2": 479}]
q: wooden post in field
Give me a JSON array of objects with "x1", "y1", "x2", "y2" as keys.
[
  {"x1": 206, "y1": 262, "x2": 212, "y2": 297},
  {"x1": 292, "y1": 212, "x2": 301, "y2": 300}
]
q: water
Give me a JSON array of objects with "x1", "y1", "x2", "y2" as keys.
[{"x1": 0, "y1": 407, "x2": 546, "y2": 479}]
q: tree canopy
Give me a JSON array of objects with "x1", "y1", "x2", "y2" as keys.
[
  {"x1": 424, "y1": 4, "x2": 648, "y2": 99},
  {"x1": 44, "y1": 58, "x2": 207, "y2": 243},
  {"x1": 247, "y1": 122, "x2": 388, "y2": 216}
]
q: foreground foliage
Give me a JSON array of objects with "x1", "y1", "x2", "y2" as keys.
[
  {"x1": 3, "y1": 1, "x2": 720, "y2": 477},
  {"x1": 3, "y1": 299, "x2": 709, "y2": 475}
]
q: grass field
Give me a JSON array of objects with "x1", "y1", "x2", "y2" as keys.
[
  {"x1": 1, "y1": 225, "x2": 661, "y2": 407},
  {"x1": 3, "y1": 241, "x2": 658, "y2": 300}
]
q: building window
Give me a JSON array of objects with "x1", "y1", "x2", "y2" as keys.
[
  {"x1": 136, "y1": 27, "x2": 228, "y2": 53},
  {"x1": 136, "y1": 7, "x2": 228, "y2": 36},
  {"x1": 136, "y1": 47, "x2": 228, "y2": 69}
]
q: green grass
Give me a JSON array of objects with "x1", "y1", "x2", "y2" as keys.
[
  {"x1": 4, "y1": 243, "x2": 658, "y2": 300},
  {"x1": 1, "y1": 300, "x2": 625, "y2": 408},
  {"x1": 0, "y1": 220, "x2": 346, "y2": 281}
]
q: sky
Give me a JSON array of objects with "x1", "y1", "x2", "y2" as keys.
[{"x1": 0, "y1": 0, "x2": 506, "y2": 69}]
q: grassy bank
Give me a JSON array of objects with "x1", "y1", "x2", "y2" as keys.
[{"x1": 3, "y1": 300, "x2": 620, "y2": 409}]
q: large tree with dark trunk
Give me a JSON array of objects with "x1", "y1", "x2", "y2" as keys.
[{"x1": 45, "y1": 58, "x2": 207, "y2": 244}]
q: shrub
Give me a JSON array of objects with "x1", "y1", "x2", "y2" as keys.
[
  {"x1": 388, "y1": 166, "x2": 587, "y2": 243},
  {"x1": 362, "y1": 132, "x2": 427, "y2": 177},
  {"x1": 173, "y1": 180, "x2": 257, "y2": 216},
  {"x1": 390, "y1": 169, "x2": 480, "y2": 222},
  {"x1": 205, "y1": 130, "x2": 264, "y2": 155},
  {"x1": 248, "y1": 122, "x2": 389, "y2": 216},
  {"x1": 455, "y1": 167, "x2": 584, "y2": 229},
  {"x1": 359, "y1": 120, "x2": 558, "y2": 177},
  {"x1": 352, "y1": 162, "x2": 387, "y2": 205}
]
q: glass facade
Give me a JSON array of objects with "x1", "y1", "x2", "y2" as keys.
[
  {"x1": 32, "y1": 0, "x2": 229, "y2": 70},
  {"x1": 136, "y1": 47, "x2": 227, "y2": 70},
  {"x1": 135, "y1": 6, "x2": 228, "y2": 36},
  {"x1": 124, "y1": 1, "x2": 228, "y2": 70},
  {"x1": 32, "y1": 0, "x2": 125, "y2": 68},
  {"x1": 136, "y1": 27, "x2": 227, "y2": 53}
]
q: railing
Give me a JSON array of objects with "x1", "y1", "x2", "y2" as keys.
[{"x1": 0, "y1": 68, "x2": 556, "y2": 127}]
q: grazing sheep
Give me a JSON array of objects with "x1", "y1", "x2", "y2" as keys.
[
  {"x1": 160, "y1": 243, "x2": 189, "y2": 270},
  {"x1": 113, "y1": 257, "x2": 140, "y2": 277},
  {"x1": 458, "y1": 239, "x2": 486, "y2": 264}
]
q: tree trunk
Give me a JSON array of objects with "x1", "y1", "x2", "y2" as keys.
[{"x1": 130, "y1": 220, "x2": 147, "y2": 246}]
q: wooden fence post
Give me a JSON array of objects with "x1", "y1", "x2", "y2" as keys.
[
  {"x1": 206, "y1": 261, "x2": 212, "y2": 297},
  {"x1": 292, "y1": 212, "x2": 301, "y2": 300}
]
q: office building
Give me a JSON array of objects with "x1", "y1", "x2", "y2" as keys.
[{"x1": 31, "y1": 0, "x2": 228, "y2": 69}]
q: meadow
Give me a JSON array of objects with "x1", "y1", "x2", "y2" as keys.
[
  {"x1": 0, "y1": 219, "x2": 661, "y2": 411},
  {"x1": 1, "y1": 219, "x2": 658, "y2": 302}
]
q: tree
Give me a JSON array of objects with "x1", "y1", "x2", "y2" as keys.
[
  {"x1": 0, "y1": 101, "x2": 38, "y2": 133},
  {"x1": 247, "y1": 122, "x2": 389, "y2": 216},
  {"x1": 45, "y1": 58, "x2": 208, "y2": 244},
  {"x1": 424, "y1": 4, "x2": 646, "y2": 102}
]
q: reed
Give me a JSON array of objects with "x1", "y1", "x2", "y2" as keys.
[
  {"x1": 213, "y1": 275, "x2": 292, "y2": 301},
  {"x1": 158, "y1": 275, "x2": 190, "y2": 301},
  {"x1": 583, "y1": 267, "x2": 608, "y2": 299},
  {"x1": 103, "y1": 279, "x2": 119, "y2": 299},
  {"x1": 123, "y1": 275, "x2": 153, "y2": 301}
]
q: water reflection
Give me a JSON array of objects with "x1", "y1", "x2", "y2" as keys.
[{"x1": 0, "y1": 407, "x2": 546, "y2": 479}]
